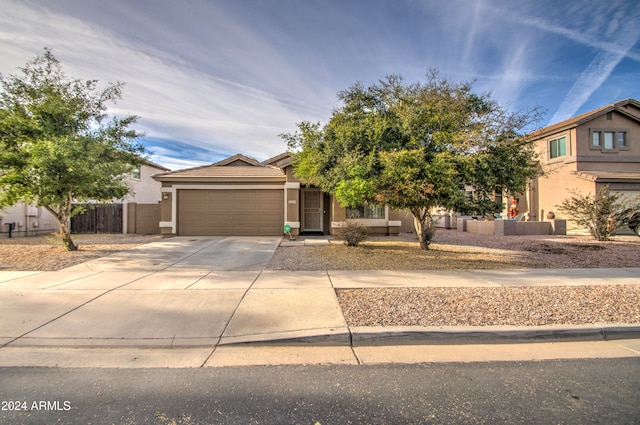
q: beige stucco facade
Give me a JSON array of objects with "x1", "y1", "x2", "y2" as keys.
[
  {"x1": 526, "y1": 99, "x2": 640, "y2": 231},
  {"x1": 154, "y1": 153, "x2": 409, "y2": 237}
]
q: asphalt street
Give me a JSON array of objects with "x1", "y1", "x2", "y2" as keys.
[{"x1": 1, "y1": 358, "x2": 640, "y2": 424}]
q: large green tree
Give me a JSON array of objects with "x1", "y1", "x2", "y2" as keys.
[
  {"x1": 0, "y1": 48, "x2": 145, "y2": 250},
  {"x1": 283, "y1": 72, "x2": 543, "y2": 249}
]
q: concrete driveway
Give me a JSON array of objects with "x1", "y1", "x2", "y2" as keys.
[
  {"x1": 67, "y1": 236, "x2": 283, "y2": 272},
  {"x1": 0, "y1": 235, "x2": 351, "y2": 366}
]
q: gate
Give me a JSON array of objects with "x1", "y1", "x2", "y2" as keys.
[{"x1": 71, "y1": 204, "x2": 123, "y2": 234}]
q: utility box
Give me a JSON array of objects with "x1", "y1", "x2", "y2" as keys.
[{"x1": 26, "y1": 206, "x2": 38, "y2": 217}]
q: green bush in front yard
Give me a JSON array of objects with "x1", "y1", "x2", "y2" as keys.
[
  {"x1": 557, "y1": 185, "x2": 640, "y2": 241},
  {"x1": 341, "y1": 220, "x2": 368, "y2": 246}
]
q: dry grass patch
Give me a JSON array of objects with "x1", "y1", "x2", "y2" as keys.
[
  {"x1": 0, "y1": 234, "x2": 163, "y2": 271},
  {"x1": 268, "y1": 242, "x2": 528, "y2": 271},
  {"x1": 267, "y1": 230, "x2": 640, "y2": 270}
]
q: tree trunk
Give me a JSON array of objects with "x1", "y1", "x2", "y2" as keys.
[
  {"x1": 59, "y1": 216, "x2": 78, "y2": 251},
  {"x1": 411, "y1": 208, "x2": 435, "y2": 250},
  {"x1": 46, "y1": 204, "x2": 78, "y2": 251}
]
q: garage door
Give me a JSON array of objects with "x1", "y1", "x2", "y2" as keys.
[
  {"x1": 178, "y1": 189, "x2": 284, "y2": 236},
  {"x1": 611, "y1": 190, "x2": 640, "y2": 235}
]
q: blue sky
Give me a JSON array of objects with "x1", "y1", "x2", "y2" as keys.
[{"x1": 1, "y1": 0, "x2": 639, "y2": 170}]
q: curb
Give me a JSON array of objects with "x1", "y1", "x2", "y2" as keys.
[
  {"x1": 351, "y1": 324, "x2": 640, "y2": 345},
  {"x1": 218, "y1": 324, "x2": 640, "y2": 347}
]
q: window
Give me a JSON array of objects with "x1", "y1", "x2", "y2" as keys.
[
  {"x1": 590, "y1": 129, "x2": 629, "y2": 151},
  {"x1": 346, "y1": 204, "x2": 385, "y2": 219},
  {"x1": 604, "y1": 131, "x2": 614, "y2": 149},
  {"x1": 618, "y1": 132, "x2": 627, "y2": 148},
  {"x1": 549, "y1": 136, "x2": 567, "y2": 159},
  {"x1": 131, "y1": 166, "x2": 141, "y2": 179}
]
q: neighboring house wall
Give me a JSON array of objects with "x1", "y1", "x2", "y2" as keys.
[
  {"x1": 122, "y1": 162, "x2": 168, "y2": 234},
  {"x1": 528, "y1": 99, "x2": 640, "y2": 233},
  {"x1": 124, "y1": 163, "x2": 168, "y2": 204},
  {"x1": 0, "y1": 202, "x2": 60, "y2": 238}
]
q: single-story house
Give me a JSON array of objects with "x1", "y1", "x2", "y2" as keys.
[
  {"x1": 518, "y1": 98, "x2": 640, "y2": 232},
  {"x1": 153, "y1": 153, "x2": 408, "y2": 237}
]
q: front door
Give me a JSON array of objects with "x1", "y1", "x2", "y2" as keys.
[{"x1": 302, "y1": 188, "x2": 323, "y2": 232}]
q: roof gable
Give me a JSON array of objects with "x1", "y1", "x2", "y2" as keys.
[
  {"x1": 530, "y1": 98, "x2": 640, "y2": 138},
  {"x1": 213, "y1": 154, "x2": 262, "y2": 167},
  {"x1": 262, "y1": 152, "x2": 293, "y2": 167},
  {"x1": 143, "y1": 160, "x2": 171, "y2": 172},
  {"x1": 152, "y1": 153, "x2": 285, "y2": 182}
]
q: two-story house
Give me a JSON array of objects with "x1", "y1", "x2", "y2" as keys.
[{"x1": 522, "y1": 98, "x2": 640, "y2": 232}]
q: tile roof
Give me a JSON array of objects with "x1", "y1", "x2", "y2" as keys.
[
  {"x1": 529, "y1": 98, "x2": 640, "y2": 138},
  {"x1": 262, "y1": 152, "x2": 293, "y2": 167},
  {"x1": 212, "y1": 154, "x2": 262, "y2": 167},
  {"x1": 153, "y1": 153, "x2": 286, "y2": 182}
]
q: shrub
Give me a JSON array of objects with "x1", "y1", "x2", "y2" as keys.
[
  {"x1": 341, "y1": 220, "x2": 368, "y2": 246},
  {"x1": 557, "y1": 186, "x2": 640, "y2": 241}
]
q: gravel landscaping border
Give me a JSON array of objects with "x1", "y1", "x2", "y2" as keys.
[{"x1": 337, "y1": 286, "x2": 640, "y2": 327}]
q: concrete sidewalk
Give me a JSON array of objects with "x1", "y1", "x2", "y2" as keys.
[{"x1": 0, "y1": 236, "x2": 639, "y2": 367}]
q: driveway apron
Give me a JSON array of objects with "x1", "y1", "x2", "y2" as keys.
[{"x1": 0, "y1": 236, "x2": 316, "y2": 351}]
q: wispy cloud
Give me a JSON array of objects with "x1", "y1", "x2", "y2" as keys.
[
  {"x1": 0, "y1": 0, "x2": 334, "y2": 167},
  {"x1": 550, "y1": 48, "x2": 634, "y2": 123},
  {"x1": 2, "y1": 0, "x2": 640, "y2": 168},
  {"x1": 490, "y1": 0, "x2": 640, "y2": 122},
  {"x1": 510, "y1": 13, "x2": 640, "y2": 63}
]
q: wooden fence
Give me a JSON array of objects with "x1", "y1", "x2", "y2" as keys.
[{"x1": 71, "y1": 204, "x2": 123, "y2": 234}]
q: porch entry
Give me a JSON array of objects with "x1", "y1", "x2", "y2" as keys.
[{"x1": 301, "y1": 188, "x2": 323, "y2": 232}]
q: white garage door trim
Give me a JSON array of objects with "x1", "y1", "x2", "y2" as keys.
[{"x1": 160, "y1": 184, "x2": 284, "y2": 234}]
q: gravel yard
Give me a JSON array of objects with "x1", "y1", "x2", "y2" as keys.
[
  {"x1": 337, "y1": 286, "x2": 640, "y2": 327},
  {"x1": 269, "y1": 230, "x2": 640, "y2": 327}
]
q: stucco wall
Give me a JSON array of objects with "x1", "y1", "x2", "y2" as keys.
[
  {"x1": 127, "y1": 203, "x2": 161, "y2": 234},
  {"x1": 124, "y1": 164, "x2": 166, "y2": 204},
  {"x1": 0, "y1": 202, "x2": 60, "y2": 238},
  {"x1": 465, "y1": 219, "x2": 563, "y2": 236},
  {"x1": 575, "y1": 112, "x2": 640, "y2": 173}
]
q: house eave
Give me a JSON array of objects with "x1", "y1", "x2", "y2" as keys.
[
  {"x1": 153, "y1": 176, "x2": 286, "y2": 183},
  {"x1": 574, "y1": 171, "x2": 640, "y2": 183}
]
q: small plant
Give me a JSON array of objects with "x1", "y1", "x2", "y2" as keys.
[
  {"x1": 341, "y1": 219, "x2": 368, "y2": 246},
  {"x1": 46, "y1": 232, "x2": 65, "y2": 247},
  {"x1": 557, "y1": 185, "x2": 640, "y2": 241}
]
